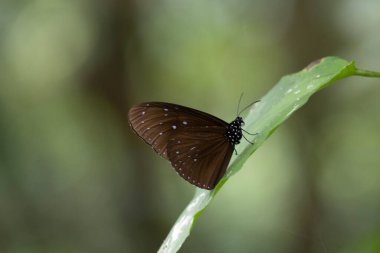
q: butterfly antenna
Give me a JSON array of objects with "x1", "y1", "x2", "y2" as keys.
[
  {"x1": 238, "y1": 99, "x2": 261, "y2": 116},
  {"x1": 236, "y1": 93, "x2": 244, "y2": 117}
]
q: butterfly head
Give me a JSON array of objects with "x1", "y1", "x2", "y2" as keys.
[
  {"x1": 235, "y1": 116, "x2": 244, "y2": 126},
  {"x1": 226, "y1": 116, "x2": 244, "y2": 145}
]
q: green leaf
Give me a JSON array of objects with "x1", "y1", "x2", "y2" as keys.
[{"x1": 158, "y1": 56, "x2": 380, "y2": 253}]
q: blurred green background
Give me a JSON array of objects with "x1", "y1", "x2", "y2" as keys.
[{"x1": 1, "y1": 0, "x2": 380, "y2": 252}]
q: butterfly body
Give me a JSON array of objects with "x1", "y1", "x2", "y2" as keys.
[
  {"x1": 128, "y1": 102, "x2": 245, "y2": 190},
  {"x1": 225, "y1": 116, "x2": 244, "y2": 145}
]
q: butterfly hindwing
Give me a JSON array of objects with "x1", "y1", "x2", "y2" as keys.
[{"x1": 167, "y1": 127, "x2": 234, "y2": 189}]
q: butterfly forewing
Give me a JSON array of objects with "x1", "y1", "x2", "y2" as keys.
[
  {"x1": 128, "y1": 102, "x2": 228, "y2": 158},
  {"x1": 128, "y1": 102, "x2": 236, "y2": 189}
]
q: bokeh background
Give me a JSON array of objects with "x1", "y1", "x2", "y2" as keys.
[{"x1": 1, "y1": 0, "x2": 380, "y2": 252}]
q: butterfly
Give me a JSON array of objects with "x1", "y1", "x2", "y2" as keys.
[{"x1": 128, "y1": 101, "x2": 256, "y2": 190}]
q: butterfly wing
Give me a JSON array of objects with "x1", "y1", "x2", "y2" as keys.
[
  {"x1": 128, "y1": 102, "x2": 228, "y2": 159},
  {"x1": 128, "y1": 102, "x2": 234, "y2": 189},
  {"x1": 167, "y1": 127, "x2": 234, "y2": 189}
]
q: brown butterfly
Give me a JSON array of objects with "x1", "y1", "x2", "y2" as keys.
[{"x1": 128, "y1": 102, "x2": 252, "y2": 190}]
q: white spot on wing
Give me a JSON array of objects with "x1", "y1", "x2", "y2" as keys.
[
  {"x1": 172, "y1": 125, "x2": 177, "y2": 129},
  {"x1": 141, "y1": 111, "x2": 145, "y2": 115},
  {"x1": 163, "y1": 108, "x2": 169, "y2": 111},
  {"x1": 182, "y1": 121, "x2": 188, "y2": 125}
]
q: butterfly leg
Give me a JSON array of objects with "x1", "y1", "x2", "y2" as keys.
[
  {"x1": 234, "y1": 147, "x2": 238, "y2": 155},
  {"x1": 242, "y1": 129, "x2": 258, "y2": 136},
  {"x1": 243, "y1": 134, "x2": 255, "y2": 145}
]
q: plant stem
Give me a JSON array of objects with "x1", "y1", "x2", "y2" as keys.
[{"x1": 354, "y1": 69, "x2": 380, "y2": 78}]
